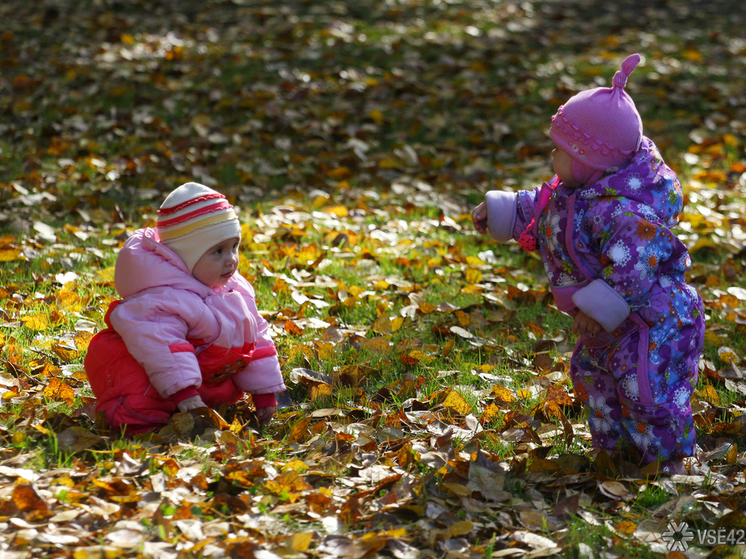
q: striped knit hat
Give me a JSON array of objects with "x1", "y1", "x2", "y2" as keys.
[{"x1": 156, "y1": 182, "x2": 241, "y2": 272}]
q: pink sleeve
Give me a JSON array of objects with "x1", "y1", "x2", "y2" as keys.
[{"x1": 231, "y1": 276, "x2": 286, "y2": 395}]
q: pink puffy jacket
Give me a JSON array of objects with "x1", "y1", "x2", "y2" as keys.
[{"x1": 104, "y1": 228, "x2": 285, "y2": 400}]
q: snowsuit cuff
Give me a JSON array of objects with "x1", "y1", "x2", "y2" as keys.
[
  {"x1": 572, "y1": 279, "x2": 630, "y2": 332},
  {"x1": 485, "y1": 191, "x2": 518, "y2": 242},
  {"x1": 171, "y1": 387, "x2": 200, "y2": 405},
  {"x1": 252, "y1": 393, "x2": 277, "y2": 408}
]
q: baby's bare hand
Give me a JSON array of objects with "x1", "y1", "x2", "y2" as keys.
[
  {"x1": 472, "y1": 202, "x2": 488, "y2": 234},
  {"x1": 177, "y1": 395, "x2": 206, "y2": 412},
  {"x1": 256, "y1": 405, "x2": 276, "y2": 425},
  {"x1": 573, "y1": 311, "x2": 603, "y2": 337}
]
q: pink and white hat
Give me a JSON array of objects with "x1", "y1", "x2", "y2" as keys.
[
  {"x1": 156, "y1": 182, "x2": 241, "y2": 272},
  {"x1": 549, "y1": 54, "x2": 644, "y2": 184}
]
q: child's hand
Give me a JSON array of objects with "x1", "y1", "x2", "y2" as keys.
[
  {"x1": 573, "y1": 311, "x2": 603, "y2": 337},
  {"x1": 255, "y1": 405, "x2": 276, "y2": 425},
  {"x1": 177, "y1": 395, "x2": 207, "y2": 412},
  {"x1": 472, "y1": 202, "x2": 488, "y2": 234}
]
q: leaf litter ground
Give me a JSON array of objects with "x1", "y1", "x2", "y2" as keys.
[{"x1": 1, "y1": 0, "x2": 746, "y2": 558}]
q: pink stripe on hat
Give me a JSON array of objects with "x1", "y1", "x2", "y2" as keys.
[{"x1": 157, "y1": 200, "x2": 232, "y2": 229}]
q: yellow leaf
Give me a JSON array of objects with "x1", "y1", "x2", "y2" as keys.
[
  {"x1": 455, "y1": 310, "x2": 470, "y2": 327},
  {"x1": 310, "y1": 383, "x2": 333, "y2": 401},
  {"x1": 391, "y1": 317, "x2": 404, "y2": 332},
  {"x1": 491, "y1": 385, "x2": 515, "y2": 403},
  {"x1": 53, "y1": 343, "x2": 80, "y2": 362},
  {"x1": 726, "y1": 443, "x2": 738, "y2": 465},
  {"x1": 446, "y1": 520, "x2": 473, "y2": 538},
  {"x1": 325, "y1": 205, "x2": 348, "y2": 217},
  {"x1": 480, "y1": 403, "x2": 501, "y2": 424},
  {"x1": 442, "y1": 338, "x2": 455, "y2": 358},
  {"x1": 283, "y1": 460, "x2": 310, "y2": 474},
  {"x1": 409, "y1": 350, "x2": 435, "y2": 364},
  {"x1": 0, "y1": 248, "x2": 23, "y2": 262},
  {"x1": 327, "y1": 167, "x2": 350, "y2": 179},
  {"x1": 287, "y1": 533, "x2": 314, "y2": 552},
  {"x1": 57, "y1": 288, "x2": 80, "y2": 309},
  {"x1": 287, "y1": 418, "x2": 312, "y2": 443},
  {"x1": 718, "y1": 346, "x2": 738, "y2": 364},
  {"x1": 75, "y1": 331, "x2": 94, "y2": 353},
  {"x1": 696, "y1": 385, "x2": 721, "y2": 405},
  {"x1": 73, "y1": 546, "x2": 124, "y2": 559},
  {"x1": 516, "y1": 389, "x2": 531, "y2": 400},
  {"x1": 21, "y1": 314, "x2": 49, "y2": 331},
  {"x1": 43, "y1": 378, "x2": 75, "y2": 405},
  {"x1": 368, "y1": 109, "x2": 384, "y2": 124},
  {"x1": 464, "y1": 268, "x2": 482, "y2": 284},
  {"x1": 460, "y1": 284, "x2": 484, "y2": 295},
  {"x1": 313, "y1": 341, "x2": 335, "y2": 360},
  {"x1": 705, "y1": 330, "x2": 722, "y2": 345},
  {"x1": 362, "y1": 337, "x2": 390, "y2": 354},
  {"x1": 378, "y1": 156, "x2": 399, "y2": 169},
  {"x1": 614, "y1": 520, "x2": 637, "y2": 534},
  {"x1": 371, "y1": 316, "x2": 392, "y2": 334},
  {"x1": 442, "y1": 391, "x2": 472, "y2": 415},
  {"x1": 96, "y1": 267, "x2": 116, "y2": 282},
  {"x1": 465, "y1": 256, "x2": 485, "y2": 266},
  {"x1": 723, "y1": 134, "x2": 738, "y2": 147},
  {"x1": 418, "y1": 301, "x2": 437, "y2": 314},
  {"x1": 682, "y1": 49, "x2": 703, "y2": 62}
]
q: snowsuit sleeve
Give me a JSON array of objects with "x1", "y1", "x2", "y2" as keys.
[
  {"x1": 109, "y1": 288, "x2": 212, "y2": 400},
  {"x1": 572, "y1": 198, "x2": 679, "y2": 332},
  {"x1": 231, "y1": 278, "x2": 286, "y2": 396},
  {"x1": 484, "y1": 188, "x2": 540, "y2": 242}
]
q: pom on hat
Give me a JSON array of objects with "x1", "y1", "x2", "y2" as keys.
[
  {"x1": 549, "y1": 54, "x2": 644, "y2": 177},
  {"x1": 157, "y1": 182, "x2": 241, "y2": 272}
]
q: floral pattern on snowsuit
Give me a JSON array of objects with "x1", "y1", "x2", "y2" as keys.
[{"x1": 513, "y1": 137, "x2": 704, "y2": 465}]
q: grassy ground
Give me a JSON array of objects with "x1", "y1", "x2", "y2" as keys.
[{"x1": 1, "y1": 0, "x2": 746, "y2": 557}]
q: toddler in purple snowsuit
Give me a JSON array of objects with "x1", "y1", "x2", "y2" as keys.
[{"x1": 472, "y1": 54, "x2": 704, "y2": 473}]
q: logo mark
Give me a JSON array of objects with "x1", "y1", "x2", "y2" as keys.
[{"x1": 662, "y1": 521, "x2": 695, "y2": 551}]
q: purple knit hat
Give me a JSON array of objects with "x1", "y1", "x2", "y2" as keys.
[{"x1": 550, "y1": 54, "x2": 643, "y2": 183}]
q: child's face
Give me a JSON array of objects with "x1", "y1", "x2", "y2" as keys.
[
  {"x1": 551, "y1": 147, "x2": 580, "y2": 188},
  {"x1": 192, "y1": 237, "x2": 240, "y2": 288}
]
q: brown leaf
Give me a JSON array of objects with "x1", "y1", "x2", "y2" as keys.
[
  {"x1": 57, "y1": 427, "x2": 105, "y2": 454},
  {"x1": 12, "y1": 485, "x2": 48, "y2": 512}
]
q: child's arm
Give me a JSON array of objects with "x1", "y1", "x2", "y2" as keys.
[
  {"x1": 473, "y1": 188, "x2": 542, "y2": 243},
  {"x1": 110, "y1": 290, "x2": 205, "y2": 400},
  {"x1": 230, "y1": 277, "x2": 286, "y2": 397},
  {"x1": 573, "y1": 199, "x2": 682, "y2": 332}
]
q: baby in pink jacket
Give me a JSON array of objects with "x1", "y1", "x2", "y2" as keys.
[{"x1": 85, "y1": 182, "x2": 285, "y2": 434}]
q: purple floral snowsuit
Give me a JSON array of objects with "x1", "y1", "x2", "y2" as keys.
[{"x1": 485, "y1": 137, "x2": 704, "y2": 465}]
